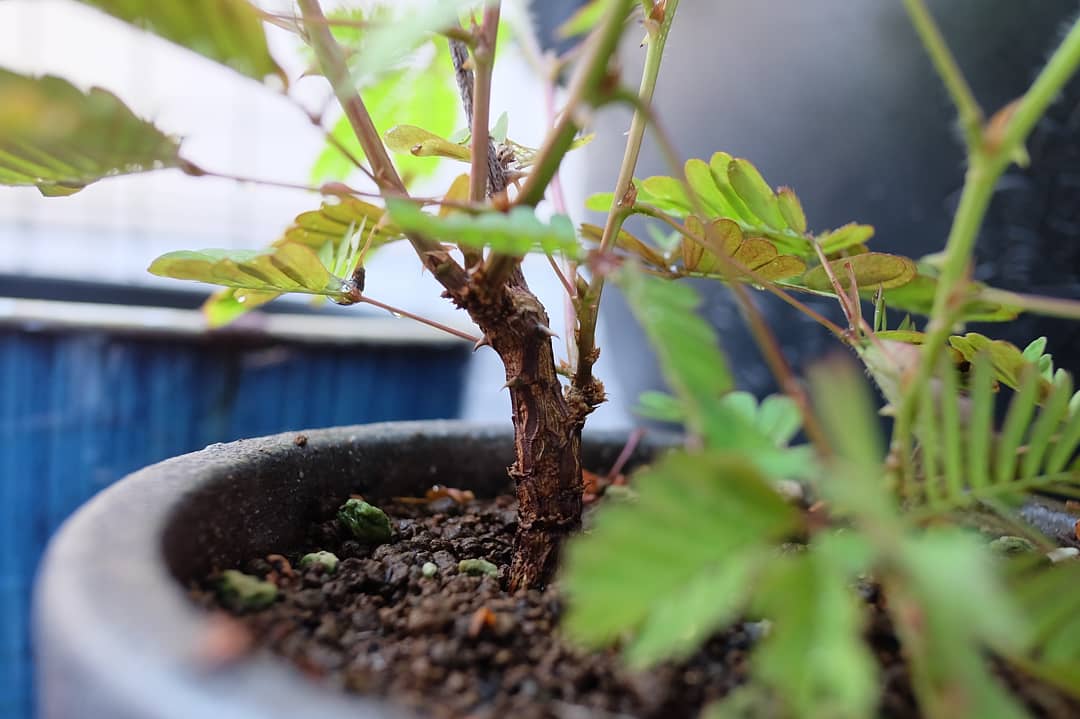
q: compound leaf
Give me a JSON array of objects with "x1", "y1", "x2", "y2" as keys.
[
  {"x1": 562, "y1": 450, "x2": 800, "y2": 662},
  {"x1": 78, "y1": 0, "x2": 283, "y2": 84},
  {"x1": 387, "y1": 199, "x2": 579, "y2": 257},
  {"x1": 148, "y1": 243, "x2": 347, "y2": 299},
  {"x1": 801, "y1": 253, "x2": 916, "y2": 292},
  {"x1": 0, "y1": 69, "x2": 180, "y2": 195}
]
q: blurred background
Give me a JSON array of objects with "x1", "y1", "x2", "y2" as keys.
[{"x1": 4, "y1": 1, "x2": 1080, "y2": 717}]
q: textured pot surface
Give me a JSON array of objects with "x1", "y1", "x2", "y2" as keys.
[{"x1": 34, "y1": 421, "x2": 662, "y2": 719}]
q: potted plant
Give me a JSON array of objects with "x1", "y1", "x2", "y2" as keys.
[{"x1": 14, "y1": 0, "x2": 1080, "y2": 717}]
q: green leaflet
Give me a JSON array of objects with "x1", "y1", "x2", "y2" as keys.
[
  {"x1": 199, "y1": 197, "x2": 400, "y2": 326},
  {"x1": 800, "y1": 252, "x2": 917, "y2": 292},
  {"x1": 948, "y1": 332, "x2": 1053, "y2": 395},
  {"x1": 285, "y1": 196, "x2": 399, "y2": 250},
  {"x1": 386, "y1": 199, "x2": 579, "y2": 257},
  {"x1": 874, "y1": 274, "x2": 1019, "y2": 322},
  {"x1": 617, "y1": 266, "x2": 732, "y2": 440},
  {"x1": 77, "y1": 0, "x2": 284, "y2": 84},
  {"x1": 889, "y1": 531, "x2": 1030, "y2": 719},
  {"x1": 384, "y1": 125, "x2": 472, "y2": 161},
  {"x1": 201, "y1": 288, "x2": 279, "y2": 327},
  {"x1": 148, "y1": 243, "x2": 348, "y2": 300},
  {"x1": 618, "y1": 267, "x2": 815, "y2": 478},
  {"x1": 678, "y1": 215, "x2": 808, "y2": 281},
  {"x1": 750, "y1": 536, "x2": 878, "y2": 719},
  {"x1": 561, "y1": 450, "x2": 800, "y2": 661},
  {"x1": 0, "y1": 69, "x2": 180, "y2": 196},
  {"x1": 1002, "y1": 559, "x2": 1080, "y2": 698}
]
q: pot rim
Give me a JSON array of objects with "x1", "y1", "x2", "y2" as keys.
[{"x1": 34, "y1": 420, "x2": 658, "y2": 719}]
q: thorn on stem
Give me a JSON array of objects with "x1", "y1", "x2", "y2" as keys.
[
  {"x1": 501, "y1": 375, "x2": 527, "y2": 391},
  {"x1": 535, "y1": 323, "x2": 559, "y2": 339}
]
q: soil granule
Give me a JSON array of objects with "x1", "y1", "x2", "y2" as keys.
[{"x1": 193, "y1": 493, "x2": 1075, "y2": 718}]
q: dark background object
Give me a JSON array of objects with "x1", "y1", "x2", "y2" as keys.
[
  {"x1": 1, "y1": 280, "x2": 469, "y2": 719},
  {"x1": 584, "y1": 0, "x2": 1080, "y2": 403}
]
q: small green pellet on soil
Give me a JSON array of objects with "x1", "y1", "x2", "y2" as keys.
[
  {"x1": 193, "y1": 494, "x2": 1080, "y2": 718},
  {"x1": 336, "y1": 499, "x2": 393, "y2": 543},
  {"x1": 216, "y1": 570, "x2": 277, "y2": 612},
  {"x1": 299, "y1": 551, "x2": 340, "y2": 574}
]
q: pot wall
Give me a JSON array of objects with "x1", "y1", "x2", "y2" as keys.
[{"x1": 34, "y1": 421, "x2": 663, "y2": 719}]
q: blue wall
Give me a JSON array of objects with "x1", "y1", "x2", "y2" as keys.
[{"x1": 0, "y1": 329, "x2": 468, "y2": 719}]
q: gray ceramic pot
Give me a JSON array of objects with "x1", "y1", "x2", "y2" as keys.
[{"x1": 33, "y1": 421, "x2": 661, "y2": 719}]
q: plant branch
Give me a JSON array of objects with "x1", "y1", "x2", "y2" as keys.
[
  {"x1": 260, "y1": 9, "x2": 474, "y2": 44},
  {"x1": 180, "y1": 162, "x2": 376, "y2": 197},
  {"x1": 297, "y1": 0, "x2": 468, "y2": 292},
  {"x1": 996, "y1": 17, "x2": 1080, "y2": 155},
  {"x1": 514, "y1": 0, "x2": 636, "y2": 208},
  {"x1": 901, "y1": 0, "x2": 984, "y2": 151},
  {"x1": 573, "y1": 1, "x2": 679, "y2": 407},
  {"x1": 470, "y1": 3, "x2": 523, "y2": 290},
  {"x1": 356, "y1": 295, "x2": 479, "y2": 343},
  {"x1": 893, "y1": 14, "x2": 1080, "y2": 486},
  {"x1": 470, "y1": 3, "x2": 502, "y2": 203}
]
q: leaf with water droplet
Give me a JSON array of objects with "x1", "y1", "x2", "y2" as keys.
[{"x1": 149, "y1": 244, "x2": 347, "y2": 299}]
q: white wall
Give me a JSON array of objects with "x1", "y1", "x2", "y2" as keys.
[{"x1": 0, "y1": 0, "x2": 630, "y2": 428}]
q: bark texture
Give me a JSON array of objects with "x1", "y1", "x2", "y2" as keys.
[{"x1": 449, "y1": 267, "x2": 601, "y2": 590}]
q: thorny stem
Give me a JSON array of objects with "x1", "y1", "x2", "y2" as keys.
[
  {"x1": 901, "y1": 0, "x2": 984, "y2": 152},
  {"x1": 573, "y1": 0, "x2": 680, "y2": 414},
  {"x1": 893, "y1": 15, "x2": 1080, "y2": 486}
]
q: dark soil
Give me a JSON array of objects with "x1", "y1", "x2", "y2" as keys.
[{"x1": 193, "y1": 493, "x2": 1076, "y2": 719}]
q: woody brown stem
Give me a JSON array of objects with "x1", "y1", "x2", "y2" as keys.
[
  {"x1": 303, "y1": 0, "x2": 604, "y2": 588},
  {"x1": 453, "y1": 274, "x2": 584, "y2": 590}
]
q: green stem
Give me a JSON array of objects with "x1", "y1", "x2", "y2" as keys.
[
  {"x1": 998, "y1": 18, "x2": 1080, "y2": 154},
  {"x1": 469, "y1": 3, "x2": 501, "y2": 203},
  {"x1": 514, "y1": 0, "x2": 636, "y2": 207},
  {"x1": 572, "y1": 0, "x2": 680, "y2": 406},
  {"x1": 893, "y1": 14, "x2": 1080, "y2": 485},
  {"x1": 901, "y1": 0, "x2": 984, "y2": 151}
]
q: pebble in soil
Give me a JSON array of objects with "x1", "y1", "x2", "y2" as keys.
[{"x1": 193, "y1": 494, "x2": 1076, "y2": 719}]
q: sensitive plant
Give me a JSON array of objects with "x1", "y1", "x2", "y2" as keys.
[{"x1": 4, "y1": 0, "x2": 1080, "y2": 716}]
